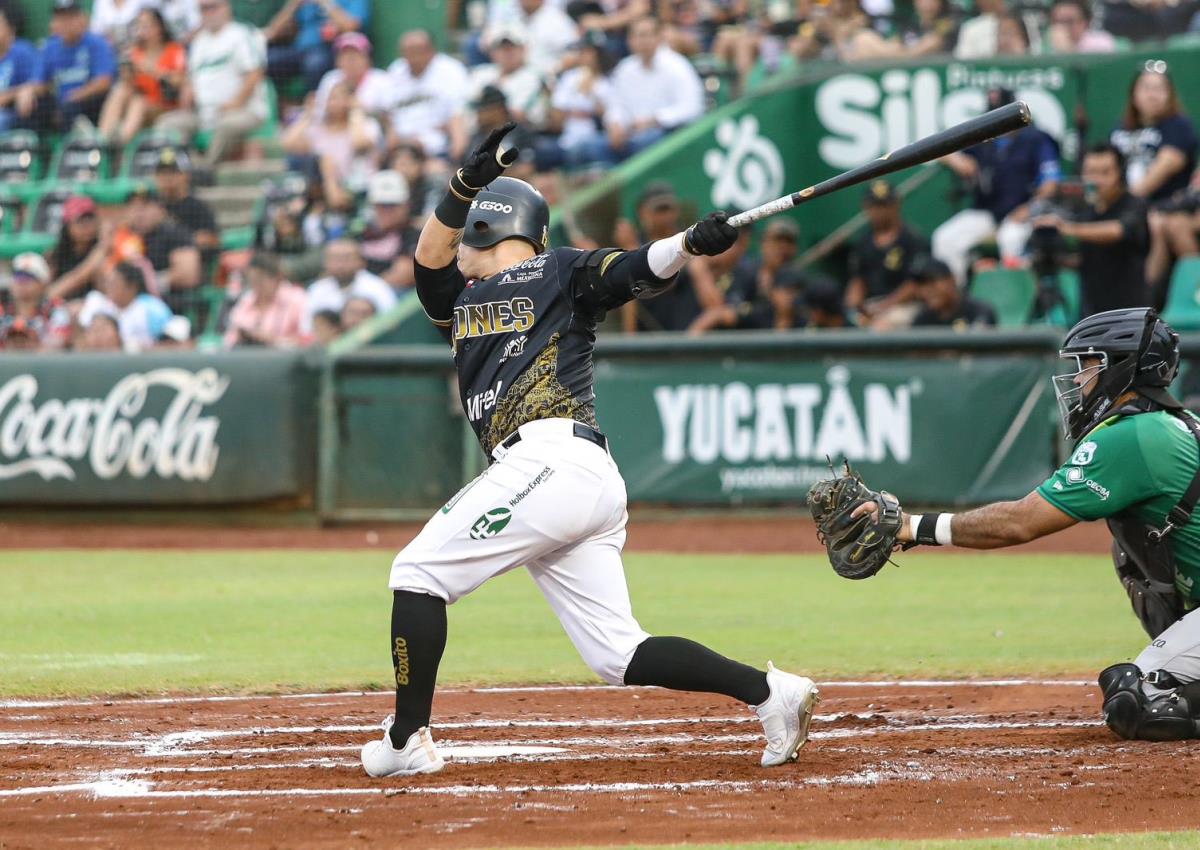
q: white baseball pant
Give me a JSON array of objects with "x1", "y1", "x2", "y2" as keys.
[
  {"x1": 388, "y1": 418, "x2": 651, "y2": 685},
  {"x1": 1136, "y1": 606, "x2": 1200, "y2": 697},
  {"x1": 931, "y1": 209, "x2": 1032, "y2": 284}
]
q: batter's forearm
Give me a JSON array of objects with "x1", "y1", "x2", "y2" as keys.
[{"x1": 415, "y1": 216, "x2": 462, "y2": 269}]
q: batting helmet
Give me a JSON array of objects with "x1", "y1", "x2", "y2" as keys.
[
  {"x1": 462, "y1": 176, "x2": 549, "y2": 254},
  {"x1": 1054, "y1": 307, "x2": 1181, "y2": 440}
]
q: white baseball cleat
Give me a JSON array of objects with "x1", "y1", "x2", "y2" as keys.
[
  {"x1": 753, "y1": 661, "x2": 821, "y2": 767},
  {"x1": 361, "y1": 715, "x2": 446, "y2": 777}
]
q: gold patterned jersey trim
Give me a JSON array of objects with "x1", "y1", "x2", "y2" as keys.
[{"x1": 481, "y1": 333, "x2": 598, "y2": 453}]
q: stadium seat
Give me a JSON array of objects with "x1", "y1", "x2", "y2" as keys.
[
  {"x1": 50, "y1": 130, "x2": 112, "y2": 184},
  {"x1": 193, "y1": 81, "x2": 280, "y2": 154},
  {"x1": 88, "y1": 130, "x2": 188, "y2": 205},
  {"x1": 0, "y1": 187, "x2": 72, "y2": 258},
  {"x1": 0, "y1": 193, "x2": 23, "y2": 235},
  {"x1": 1162, "y1": 257, "x2": 1200, "y2": 331},
  {"x1": 0, "y1": 131, "x2": 44, "y2": 201},
  {"x1": 970, "y1": 267, "x2": 1036, "y2": 327}
]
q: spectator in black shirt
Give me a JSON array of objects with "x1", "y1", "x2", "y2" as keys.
[
  {"x1": 613, "y1": 181, "x2": 722, "y2": 332},
  {"x1": 912, "y1": 258, "x2": 997, "y2": 329},
  {"x1": 153, "y1": 146, "x2": 219, "y2": 261},
  {"x1": 126, "y1": 184, "x2": 202, "y2": 314},
  {"x1": 845, "y1": 179, "x2": 929, "y2": 328},
  {"x1": 357, "y1": 170, "x2": 420, "y2": 289},
  {"x1": 1110, "y1": 66, "x2": 1199, "y2": 288},
  {"x1": 801, "y1": 277, "x2": 855, "y2": 329},
  {"x1": 1033, "y1": 144, "x2": 1151, "y2": 318}
]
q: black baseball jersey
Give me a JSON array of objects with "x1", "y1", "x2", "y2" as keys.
[{"x1": 415, "y1": 245, "x2": 664, "y2": 454}]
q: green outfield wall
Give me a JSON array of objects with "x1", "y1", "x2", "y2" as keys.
[{"x1": 4, "y1": 331, "x2": 1199, "y2": 516}]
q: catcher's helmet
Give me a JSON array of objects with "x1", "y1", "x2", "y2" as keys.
[
  {"x1": 1054, "y1": 307, "x2": 1181, "y2": 440},
  {"x1": 462, "y1": 176, "x2": 549, "y2": 254}
]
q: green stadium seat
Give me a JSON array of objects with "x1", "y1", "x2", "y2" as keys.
[
  {"x1": 0, "y1": 186, "x2": 70, "y2": 259},
  {"x1": 49, "y1": 130, "x2": 113, "y2": 184},
  {"x1": 88, "y1": 130, "x2": 189, "y2": 205},
  {"x1": 1162, "y1": 257, "x2": 1200, "y2": 331},
  {"x1": 1167, "y1": 33, "x2": 1200, "y2": 50},
  {"x1": 970, "y1": 267, "x2": 1036, "y2": 327},
  {"x1": 1033, "y1": 269, "x2": 1081, "y2": 328},
  {"x1": 0, "y1": 131, "x2": 44, "y2": 202}
]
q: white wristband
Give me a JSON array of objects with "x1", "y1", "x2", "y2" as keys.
[
  {"x1": 647, "y1": 232, "x2": 690, "y2": 279},
  {"x1": 935, "y1": 513, "x2": 955, "y2": 547},
  {"x1": 909, "y1": 514, "x2": 922, "y2": 543}
]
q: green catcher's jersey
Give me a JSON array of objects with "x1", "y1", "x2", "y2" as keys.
[{"x1": 1037, "y1": 410, "x2": 1200, "y2": 600}]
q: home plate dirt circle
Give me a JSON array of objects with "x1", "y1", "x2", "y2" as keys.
[{"x1": 3, "y1": 680, "x2": 1200, "y2": 848}]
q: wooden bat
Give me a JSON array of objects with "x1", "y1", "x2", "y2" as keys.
[{"x1": 726, "y1": 101, "x2": 1032, "y2": 228}]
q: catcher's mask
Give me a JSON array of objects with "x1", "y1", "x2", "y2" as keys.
[
  {"x1": 462, "y1": 176, "x2": 550, "y2": 254},
  {"x1": 1053, "y1": 307, "x2": 1180, "y2": 441}
]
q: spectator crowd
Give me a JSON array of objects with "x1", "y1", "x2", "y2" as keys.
[{"x1": 0, "y1": 0, "x2": 1198, "y2": 351}]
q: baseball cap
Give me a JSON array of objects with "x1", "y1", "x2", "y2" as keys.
[
  {"x1": 863, "y1": 179, "x2": 898, "y2": 205},
  {"x1": 636, "y1": 181, "x2": 678, "y2": 210},
  {"x1": 154, "y1": 146, "x2": 191, "y2": 173},
  {"x1": 488, "y1": 23, "x2": 528, "y2": 48},
  {"x1": 162, "y1": 315, "x2": 192, "y2": 343},
  {"x1": 473, "y1": 84, "x2": 508, "y2": 109},
  {"x1": 62, "y1": 194, "x2": 97, "y2": 223},
  {"x1": 335, "y1": 31, "x2": 371, "y2": 54},
  {"x1": 129, "y1": 183, "x2": 162, "y2": 203},
  {"x1": 367, "y1": 170, "x2": 410, "y2": 206},
  {"x1": 764, "y1": 219, "x2": 800, "y2": 242},
  {"x1": 914, "y1": 256, "x2": 954, "y2": 282},
  {"x1": 803, "y1": 277, "x2": 845, "y2": 314},
  {"x1": 52, "y1": 0, "x2": 83, "y2": 14},
  {"x1": 12, "y1": 252, "x2": 50, "y2": 284}
]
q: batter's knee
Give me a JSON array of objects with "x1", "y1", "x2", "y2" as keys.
[
  {"x1": 579, "y1": 634, "x2": 645, "y2": 686},
  {"x1": 1098, "y1": 663, "x2": 1200, "y2": 741}
]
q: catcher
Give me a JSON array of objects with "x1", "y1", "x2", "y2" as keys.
[{"x1": 810, "y1": 307, "x2": 1200, "y2": 741}]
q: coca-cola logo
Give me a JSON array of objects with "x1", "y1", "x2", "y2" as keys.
[{"x1": 0, "y1": 369, "x2": 230, "y2": 482}]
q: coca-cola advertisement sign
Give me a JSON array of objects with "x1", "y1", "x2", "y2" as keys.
[{"x1": 0, "y1": 368, "x2": 230, "y2": 483}]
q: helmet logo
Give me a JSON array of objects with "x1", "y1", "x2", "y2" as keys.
[{"x1": 472, "y1": 200, "x2": 514, "y2": 213}]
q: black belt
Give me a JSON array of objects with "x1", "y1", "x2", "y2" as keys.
[{"x1": 499, "y1": 422, "x2": 608, "y2": 453}]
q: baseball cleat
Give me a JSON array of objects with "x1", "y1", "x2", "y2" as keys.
[
  {"x1": 754, "y1": 661, "x2": 820, "y2": 767},
  {"x1": 361, "y1": 715, "x2": 446, "y2": 777}
]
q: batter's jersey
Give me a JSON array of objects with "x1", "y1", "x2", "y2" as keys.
[
  {"x1": 1037, "y1": 410, "x2": 1200, "y2": 599},
  {"x1": 419, "y1": 246, "x2": 621, "y2": 455}
]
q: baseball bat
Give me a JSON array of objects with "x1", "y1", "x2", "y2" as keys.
[{"x1": 726, "y1": 101, "x2": 1031, "y2": 228}]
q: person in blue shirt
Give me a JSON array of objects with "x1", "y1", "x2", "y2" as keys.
[
  {"x1": 35, "y1": 0, "x2": 117, "y2": 131},
  {"x1": 262, "y1": 0, "x2": 369, "y2": 94},
  {"x1": 0, "y1": 7, "x2": 40, "y2": 132},
  {"x1": 931, "y1": 87, "x2": 1062, "y2": 285}
]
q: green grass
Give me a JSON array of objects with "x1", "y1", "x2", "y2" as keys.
[
  {"x1": 541, "y1": 837, "x2": 1198, "y2": 850},
  {"x1": 0, "y1": 549, "x2": 1147, "y2": 697}
]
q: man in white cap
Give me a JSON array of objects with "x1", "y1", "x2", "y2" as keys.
[
  {"x1": 358, "y1": 170, "x2": 420, "y2": 288},
  {"x1": 1, "y1": 253, "x2": 71, "y2": 350},
  {"x1": 469, "y1": 24, "x2": 547, "y2": 126}
]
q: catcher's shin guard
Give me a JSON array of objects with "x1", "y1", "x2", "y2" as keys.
[{"x1": 1097, "y1": 663, "x2": 1200, "y2": 741}]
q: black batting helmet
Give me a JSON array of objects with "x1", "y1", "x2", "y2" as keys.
[
  {"x1": 1054, "y1": 308, "x2": 1181, "y2": 440},
  {"x1": 462, "y1": 176, "x2": 549, "y2": 254}
]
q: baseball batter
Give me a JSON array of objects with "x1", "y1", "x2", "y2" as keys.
[
  {"x1": 811, "y1": 307, "x2": 1200, "y2": 741},
  {"x1": 360, "y1": 124, "x2": 821, "y2": 777}
]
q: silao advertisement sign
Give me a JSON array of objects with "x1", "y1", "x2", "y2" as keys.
[{"x1": 0, "y1": 368, "x2": 229, "y2": 482}]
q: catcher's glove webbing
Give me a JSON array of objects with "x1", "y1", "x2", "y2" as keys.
[{"x1": 807, "y1": 463, "x2": 905, "y2": 580}]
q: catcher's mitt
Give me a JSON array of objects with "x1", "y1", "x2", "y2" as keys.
[{"x1": 807, "y1": 463, "x2": 904, "y2": 580}]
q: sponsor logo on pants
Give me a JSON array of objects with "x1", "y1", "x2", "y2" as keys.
[
  {"x1": 393, "y1": 637, "x2": 410, "y2": 686},
  {"x1": 470, "y1": 507, "x2": 512, "y2": 540}
]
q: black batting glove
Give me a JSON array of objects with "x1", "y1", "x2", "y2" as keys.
[
  {"x1": 684, "y1": 211, "x2": 738, "y2": 256},
  {"x1": 458, "y1": 121, "x2": 520, "y2": 190}
]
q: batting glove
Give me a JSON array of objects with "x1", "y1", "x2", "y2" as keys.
[{"x1": 684, "y1": 212, "x2": 739, "y2": 256}]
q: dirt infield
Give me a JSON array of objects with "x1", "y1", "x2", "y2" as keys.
[
  {"x1": 2, "y1": 680, "x2": 1195, "y2": 849},
  {"x1": 0, "y1": 516, "x2": 1109, "y2": 554}
]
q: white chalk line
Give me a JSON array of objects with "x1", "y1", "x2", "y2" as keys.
[{"x1": 0, "y1": 679, "x2": 1095, "y2": 710}]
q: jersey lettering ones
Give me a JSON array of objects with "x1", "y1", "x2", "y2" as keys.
[
  {"x1": 452, "y1": 247, "x2": 599, "y2": 454},
  {"x1": 452, "y1": 298, "x2": 535, "y2": 343}
]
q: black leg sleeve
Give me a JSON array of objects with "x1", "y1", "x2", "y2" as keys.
[
  {"x1": 623, "y1": 636, "x2": 770, "y2": 706},
  {"x1": 389, "y1": 590, "x2": 448, "y2": 748}
]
